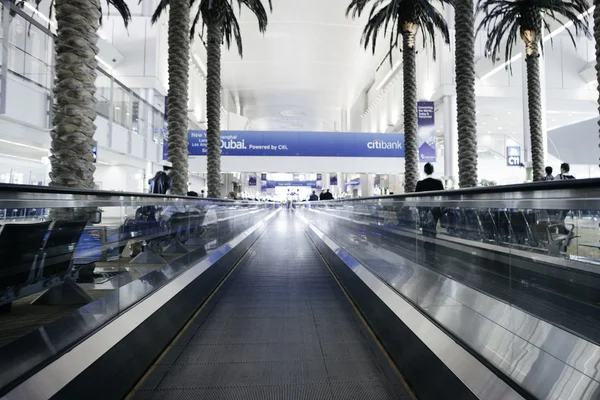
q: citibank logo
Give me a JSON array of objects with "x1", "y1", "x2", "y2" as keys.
[
  {"x1": 367, "y1": 139, "x2": 403, "y2": 150},
  {"x1": 221, "y1": 139, "x2": 247, "y2": 150}
]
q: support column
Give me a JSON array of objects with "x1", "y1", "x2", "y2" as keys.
[
  {"x1": 443, "y1": 95, "x2": 459, "y2": 189},
  {"x1": 359, "y1": 174, "x2": 375, "y2": 197},
  {"x1": 322, "y1": 173, "x2": 330, "y2": 190}
]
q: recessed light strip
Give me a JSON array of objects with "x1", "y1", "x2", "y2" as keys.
[{"x1": 0, "y1": 139, "x2": 47, "y2": 152}]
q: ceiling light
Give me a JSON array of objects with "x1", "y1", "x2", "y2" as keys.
[
  {"x1": 0, "y1": 139, "x2": 47, "y2": 152},
  {"x1": 494, "y1": 117, "x2": 498, "y2": 120},
  {"x1": 508, "y1": 111, "x2": 512, "y2": 115},
  {"x1": 487, "y1": 131, "x2": 491, "y2": 134},
  {"x1": 0, "y1": 152, "x2": 41, "y2": 163},
  {"x1": 498, "y1": 127, "x2": 502, "y2": 130}
]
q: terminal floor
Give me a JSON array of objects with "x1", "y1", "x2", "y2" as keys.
[{"x1": 130, "y1": 211, "x2": 412, "y2": 400}]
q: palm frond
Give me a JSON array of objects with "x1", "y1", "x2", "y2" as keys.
[
  {"x1": 347, "y1": 0, "x2": 452, "y2": 62},
  {"x1": 104, "y1": 0, "x2": 131, "y2": 26},
  {"x1": 476, "y1": 0, "x2": 591, "y2": 65},
  {"x1": 152, "y1": 0, "x2": 270, "y2": 57}
]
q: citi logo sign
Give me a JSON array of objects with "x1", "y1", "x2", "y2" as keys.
[
  {"x1": 221, "y1": 139, "x2": 247, "y2": 149},
  {"x1": 367, "y1": 139, "x2": 403, "y2": 150}
]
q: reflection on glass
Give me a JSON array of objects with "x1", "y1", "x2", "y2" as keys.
[
  {"x1": 0, "y1": 190, "x2": 275, "y2": 391},
  {"x1": 113, "y1": 83, "x2": 132, "y2": 129},
  {"x1": 297, "y1": 189, "x2": 600, "y2": 399}
]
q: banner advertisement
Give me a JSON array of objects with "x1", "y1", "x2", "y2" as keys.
[
  {"x1": 248, "y1": 175, "x2": 257, "y2": 186},
  {"x1": 260, "y1": 173, "x2": 267, "y2": 181},
  {"x1": 330, "y1": 175, "x2": 338, "y2": 186},
  {"x1": 162, "y1": 138, "x2": 168, "y2": 161},
  {"x1": 263, "y1": 180, "x2": 318, "y2": 188},
  {"x1": 188, "y1": 130, "x2": 404, "y2": 158},
  {"x1": 417, "y1": 101, "x2": 436, "y2": 162}
]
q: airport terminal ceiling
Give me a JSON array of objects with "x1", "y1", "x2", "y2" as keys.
[{"x1": 212, "y1": 0, "x2": 598, "y2": 142}]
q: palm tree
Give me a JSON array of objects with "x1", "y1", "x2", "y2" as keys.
[
  {"x1": 455, "y1": 0, "x2": 478, "y2": 188},
  {"x1": 595, "y1": 3, "x2": 600, "y2": 155},
  {"x1": 153, "y1": 0, "x2": 271, "y2": 198},
  {"x1": 477, "y1": 0, "x2": 590, "y2": 181},
  {"x1": 49, "y1": 0, "x2": 130, "y2": 189},
  {"x1": 347, "y1": 0, "x2": 453, "y2": 193}
]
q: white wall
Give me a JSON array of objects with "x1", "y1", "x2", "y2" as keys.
[
  {"x1": 95, "y1": 165, "x2": 146, "y2": 192},
  {"x1": 189, "y1": 156, "x2": 405, "y2": 174}
]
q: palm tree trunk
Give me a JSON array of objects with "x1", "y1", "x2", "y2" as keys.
[
  {"x1": 206, "y1": 22, "x2": 222, "y2": 199},
  {"x1": 595, "y1": 1, "x2": 600, "y2": 167},
  {"x1": 165, "y1": 0, "x2": 190, "y2": 195},
  {"x1": 523, "y1": 26, "x2": 544, "y2": 182},
  {"x1": 454, "y1": 0, "x2": 478, "y2": 188},
  {"x1": 49, "y1": 0, "x2": 101, "y2": 189},
  {"x1": 402, "y1": 23, "x2": 418, "y2": 193}
]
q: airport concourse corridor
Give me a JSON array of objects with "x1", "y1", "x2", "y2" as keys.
[{"x1": 129, "y1": 210, "x2": 412, "y2": 400}]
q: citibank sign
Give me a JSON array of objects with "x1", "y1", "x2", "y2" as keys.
[{"x1": 367, "y1": 139, "x2": 403, "y2": 150}]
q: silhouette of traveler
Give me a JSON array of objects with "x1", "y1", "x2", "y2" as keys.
[
  {"x1": 541, "y1": 166, "x2": 554, "y2": 181},
  {"x1": 415, "y1": 163, "x2": 444, "y2": 192},
  {"x1": 319, "y1": 190, "x2": 325, "y2": 200},
  {"x1": 324, "y1": 189, "x2": 334, "y2": 200},
  {"x1": 556, "y1": 163, "x2": 575, "y2": 180},
  {"x1": 415, "y1": 163, "x2": 443, "y2": 264},
  {"x1": 309, "y1": 191, "x2": 319, "y2": 201}
]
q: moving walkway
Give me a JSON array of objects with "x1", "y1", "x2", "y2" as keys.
[{"x1": 0, "y1": 180, "x2": 599, "y2": 400}]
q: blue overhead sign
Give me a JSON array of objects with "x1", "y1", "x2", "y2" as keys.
[
  {"x1": 188, "y1": 130, "x2": 405, "y2": 158},
  {"x1": 506, "y1": 146, "x2": 521, "y2": 166}
]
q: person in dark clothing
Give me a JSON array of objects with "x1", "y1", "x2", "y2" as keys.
[
  {"x1": 541, "y1": 166, "x2": 554, "y2": 181},
  {"x1": 149, "y1": 171, "x2": 172, "y2": 194},
  {"x1": 187, "y1": 191, "x2": 198, "y2": 197},
  {"x1": 309, "y1": 191, "x2": 319, "y2": 201},
  {"x1": 414, "y1": 163, "x2": 443, "y2": 264},
  {"x1": 415, "y1": 163, "x2": 444, "y2": 192},
  {"x1": 319, "y1": 191, "x2": 325, "y2": 200},
  {"x1": 556, "y1": 163, "x2": 575, "y2": 180},
  {"x1": 324, "y1": 189, "x2": 334, "y2": 200}
]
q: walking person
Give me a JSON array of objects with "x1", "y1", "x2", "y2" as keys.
[
  {"x1": 556, "y1": 163, "x2": 575, "y2": 180},
  {"x1": 415, "y1": 163, "x2": 444, "y2": 264},
  {"x1": 541, "y1": 166, "x2": 554, "y2": 181}
]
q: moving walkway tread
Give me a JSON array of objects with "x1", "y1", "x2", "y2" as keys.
[{"x1": 130, "y1": 211, "x2": 412, "y2": 400}]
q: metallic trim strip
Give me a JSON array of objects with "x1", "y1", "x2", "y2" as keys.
[
  {"x1": 1, "y1": 209, "x2": 280, "y2": 400},
  {"x1": 296, "y1": 213, "x2": 524, "y2": 400}
]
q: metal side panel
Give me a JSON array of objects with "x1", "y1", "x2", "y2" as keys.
[
  {"x1": 297, "y1": 213, "x2": 527, "y2": 400},
  {"x1": 2, "y1": 210, "x2": 280, "y2": 400}
]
